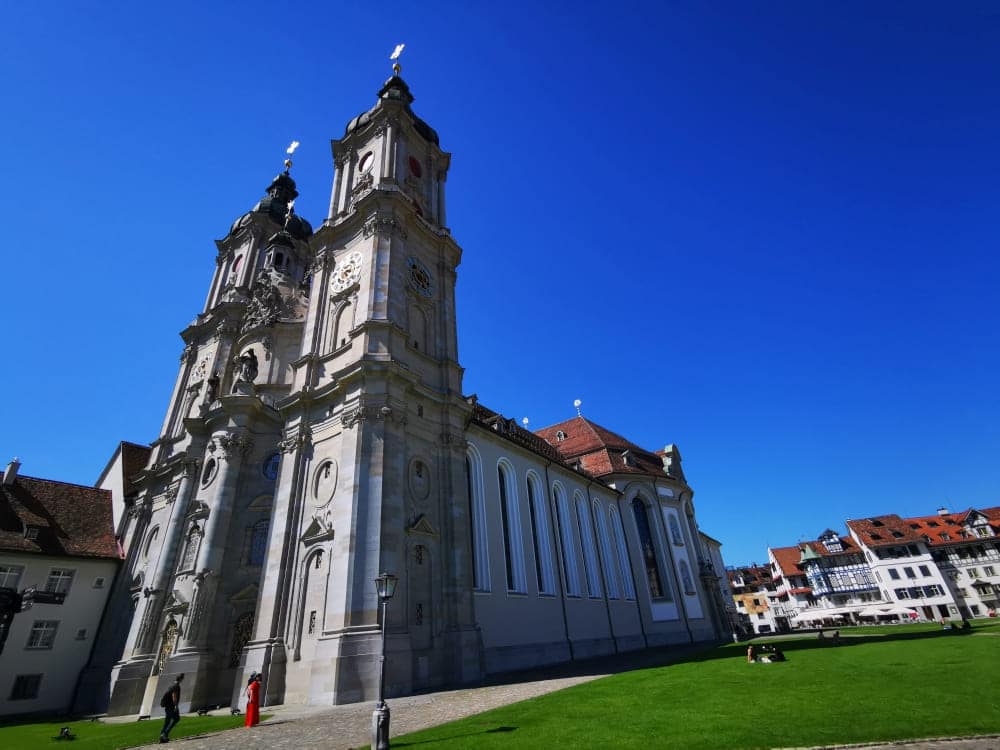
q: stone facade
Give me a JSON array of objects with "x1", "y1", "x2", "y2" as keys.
[{"x1": 105, "y1": 72, "x2": 725, "y2": 716}]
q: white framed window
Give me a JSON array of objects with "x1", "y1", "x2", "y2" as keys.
[
  {"x1": 594, "y1": 501, "x2": 619, "y2": 599},
  {"x1": 497, "y1": 460, "x2": 527, "y2": 594},
  {"x1": 610, "y1": 506, "x2": 636, "y2": 600},
  {"x1": 26, "y1": 620, "x2": 59, "y2": 649},
  {"x1": 0, "y1": 564, "x2": 24, "y2": 590},
  {"x1": 575, "y1": 494, "x2": 602, "y2": 598},
  {"x1": 465, "y1": 445, "x2": 490, "y2": 592},
  {"x1": 45, "y1": 569, "x2": 74, "y2": 595},
  {"x1": 526, "y1": 472, "x2": 556, "y2": 595},
  {"x1": 554, "y1": 484, "x2": 580, "y2": 596},
  {"x1": 178, "y1": 525, "x2": 202, "y2": 572}
]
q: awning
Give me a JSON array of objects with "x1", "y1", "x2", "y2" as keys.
[
  {"x1": 790, "y1": 606, "x2": 858, "y2": 623},
  {"x1": 857, "y1": 604, "x2": 918, "y2": 618}
]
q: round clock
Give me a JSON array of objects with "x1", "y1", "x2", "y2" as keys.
[{"x1": 332, "y1": 251, "x2": 363, "y2": 293}]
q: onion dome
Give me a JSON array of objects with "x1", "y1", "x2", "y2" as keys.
[
  {"x1": 344, "y1": 75, "x2": 439, "y2": 146},
  {"x1": 229, "y1": 170, "x2": 313, "y2": 240}
]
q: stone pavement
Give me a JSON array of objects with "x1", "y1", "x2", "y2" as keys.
[{"x1": 120, "y1": 643, "x2": 1000, "y2": 750}]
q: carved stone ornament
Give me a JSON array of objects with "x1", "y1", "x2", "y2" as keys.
[
  {"x1": 213, "y1": 323, "x2": 239, "y2": 342},
  {"x1": 310, "y1": 249, "x2": 337, "y2": 276},
  {"x1": 331, "y1": 251, "x2": 363, "y2": 293},
  {"x1": 242, "y1": 276, "x2": 287, "y2": 333},
  {"x1": 362, "y1": 215, "x2": 407, "y2": 240},
  {"x1": 217, "y1": 432, "x2": 254, "y2": 459},
  {"x1": 340, "y1": 404, "x2": 407, "y2": 429},
  {"x1": 408, "y1": 458, "x2": 431, "y2": 502},
  {"x1": 351, "y1": 171, "x2": 374, "y2": 195},
  {"x1": 277, "y1": 430, "x2": 311, "y2": 454},
  {"x1": 406, "y1": 256, "x2": 434, "y2": 298}
]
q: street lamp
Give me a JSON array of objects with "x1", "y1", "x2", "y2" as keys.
[{"x1": 371, "y1": 572, "x2": 398, "y2": 750}]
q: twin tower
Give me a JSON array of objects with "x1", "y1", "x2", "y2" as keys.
[{"x1": 109, "y1": 72, "x2": 480, "y2": 713}]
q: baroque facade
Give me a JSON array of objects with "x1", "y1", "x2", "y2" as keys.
[{"x1": 105, "y1": 71, "x2": 726, "y2": 716}]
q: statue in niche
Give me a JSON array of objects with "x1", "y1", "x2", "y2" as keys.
[
  {"x1": 233, "y1": 349, "x2": 259, "y2": 391},
  {"x1": 206, "y1": 371, "x2": 220, "y2": 402}
]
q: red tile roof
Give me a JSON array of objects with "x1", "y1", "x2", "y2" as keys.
[
  {"x1": 0, "y1": 475, "x2": 118, "y2": 559},
  {"x1": 535, "y1": 416, "x2": 668, "y2": 479},
  {"x1": 121, "y1": 442, "x2": 152, "y2": 489},
  {"x1": 771, "y1": 534, "x2": 865, "y2": 576},
  {"x1": 846, "y1": 514, "x2": 925, "y2": 547},
  {"x1": 848, "y1": 507, "x2": 1000, "y2": 548}
]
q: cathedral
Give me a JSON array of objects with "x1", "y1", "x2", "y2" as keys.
[{"x1": 104, "y1": 67, "x2": 727, "y2": 716}]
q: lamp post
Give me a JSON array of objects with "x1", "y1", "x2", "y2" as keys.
[{"x1": 371, "y1": 572, "x2": 398, "y2": 750}]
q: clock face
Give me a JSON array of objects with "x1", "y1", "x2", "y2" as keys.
[
  {"x1": 331, "y1": 251, "x2": 364, "y2": 293},
  {"x1": 358, "y1": 151, "x2": 374, "y2": 173}
]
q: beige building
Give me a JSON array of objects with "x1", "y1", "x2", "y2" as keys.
[{"x1": 103, "y1": 69, "x2": 726, "y2": 716}]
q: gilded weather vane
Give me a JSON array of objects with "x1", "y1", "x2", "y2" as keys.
[
  {"x1": 391, "y1": 43, "x2": 405, "y2": 75},
  {"x1": 284, "y1": 140, "x2": 300, "y2": 172}
]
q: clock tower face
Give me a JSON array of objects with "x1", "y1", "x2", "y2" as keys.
[{"x1": 331, "y1": 251, "x2": 363, "y2": 293}]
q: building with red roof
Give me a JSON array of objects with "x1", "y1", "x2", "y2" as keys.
[{"x1": 0, "y1": 459, "x2": 120, "y2": 717}]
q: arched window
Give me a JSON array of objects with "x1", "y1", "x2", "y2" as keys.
[
  {"x1": 333, "y1": 300, "x2": 353, "y2": 350},
  {"x1": 554, "y1": 484, "x2": 580, "y2": 596},
  {"x1": 632, "y1": 498, "x2": 669, "y2": 600},
  {"x1": 527, "y1": 473, "x2": 556, "y2": 595},
  {"x1": 497, "y1": 461, "x2": 526, "y2": 593},
  {"x1": 610, "y1": 506, "x2": 636, "y2": 600},
  {"x1": 229, "y1": 612, "x2": 254, "y2": 667},
  {"x1": 594, "y1": 501, "x2": 619, "y2": 599},
  {"x1": 178, "y1": 525, "x2": 201, "y2": 572},
  {"x1": 143, "y1": 527, "x2": 160, "y2": 561},
  {"x1": 465, "y1": 446, "x2": 490, "y2": 591},
  {"x1": 576, "y1": 494, "x2": 602, "y2": 598},
  {"x1": 248, "y1": 520, "x2": 269, "y2": 566},
  {"x1": 679, "y1": 559, "x2": 695, "y2": 595},
  {"x1": 669, "y1": 514, "x2": 684, "y2": 546}
]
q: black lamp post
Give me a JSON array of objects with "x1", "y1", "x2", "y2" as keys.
[{"x1": 371, "y1": 572, "x2": 398, "y2": 750}]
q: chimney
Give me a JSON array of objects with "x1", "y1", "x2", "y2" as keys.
[
  {"x1": 3, "y1": 457, "x2": 20, "y2": 486},
  {"x1": 937, "y1": 506, "x2": 949, "y2": 516}
]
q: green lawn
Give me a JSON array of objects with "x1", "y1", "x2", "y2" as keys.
[
  {"x1": 0, "y1": 713, "x2": 253, "y2": 749},
  {"x1": 392, "y1": 621, "x2": 1000, "y2": 750}
]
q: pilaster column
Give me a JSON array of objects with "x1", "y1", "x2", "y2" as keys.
[
  {"x1": 181, "y1": 431, "x2": 253, "y2": 648},
  {"x1": 129, "y1": 459, "x2": 200, "y2": 657}
]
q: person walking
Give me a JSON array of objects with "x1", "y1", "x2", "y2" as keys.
[
  {"x1": 159, "y1": 674, "x2": 184, "y2": 743},
  {"x1": 245, "y1": 672, "x2": 261, "y2": 727}
]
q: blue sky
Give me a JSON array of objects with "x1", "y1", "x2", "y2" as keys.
[{"x1": 2, "y1": 2, "x2": 998, "y2": 567}]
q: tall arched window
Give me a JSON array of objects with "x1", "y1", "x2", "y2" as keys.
[
  {"x1": 610, "y1": 506, "x2": 636, "y2": 600},
  {"x1": 527, "y1": 473, "x2": 556, "y2": 595},
  {"x1": 679, "y1": 559, "x2": 695, "y2": 595},
  {"x1": 554, "y1": 484, "x2": 580, "y2": 596},
  {"x1": 497, "y1": 461, "x2": 527, "y2": 593},
  {"x1": 632, "y1": 498, "x2": 669, "y2": 600},
  {"x1": 178, "y1": 525, "x2": 201, "y2": 572},
  {"x1": 594, "y1": 500, "x2": 619, "y2": 600},
  {"x1": 465, "y1": 446, "x2": 490, "y2": 592},
  {"x1": 333, "y1": 300, "x2": 353, "y2": 350},
  {"x1": 248, "y1": 520, "x2": 269, "y2": 566},
  {"x1": 668, "y1": 514, "x2": 685, "y2": 545},
  {"x1": 576, "y1": 494, "x2": 602, "y2": 598}
]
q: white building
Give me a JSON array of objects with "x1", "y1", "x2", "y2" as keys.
[
  {"x1": 101, "y1": 68, "x2": 727, "y2": 716},
  {"x1": 0, "y1": 460, "x2": 120, "y2": 717}
]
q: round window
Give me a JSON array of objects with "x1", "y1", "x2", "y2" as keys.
[
  {"x1": 201, "y1": 458, "x2": 217, "y2": 487},
  {"x1": 358, "y1": 151, "x2": 374, "y2": 173}
]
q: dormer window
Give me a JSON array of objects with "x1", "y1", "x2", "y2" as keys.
[
  {"x1": 891, "y1": 531, "x2": 904, "y2": 538},
  {"x1": 556, "y1": 431, "x2": 566, "y2": 442},
  {"x1": 870, "y1": 533, "x2": 882, "y2": 540},
  {"x1": 621, "y1": 450, "x2": 637, "y2": 467},
  {"x1": 24, "y1": 525, "x2": 40, "y2": 541},
  {"x1": 871, "y1": 519, "x2": 884, "y2": 527}
]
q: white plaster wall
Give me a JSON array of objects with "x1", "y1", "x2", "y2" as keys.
[{"x1": 0, "y1": 554, "x2": 118, "y2": 717}]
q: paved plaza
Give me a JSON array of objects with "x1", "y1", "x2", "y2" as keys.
[{"x1": 121, "y1": 645, "x2": 1000, "y2": 750}]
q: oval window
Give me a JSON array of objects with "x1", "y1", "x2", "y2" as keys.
[{"x1": 358, "y1": 151, "x2": 374, "y2": 173}]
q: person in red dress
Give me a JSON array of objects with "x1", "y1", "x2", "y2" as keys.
[{"x1": 244, "y1": 673, "x2": 261, "y2": 727}]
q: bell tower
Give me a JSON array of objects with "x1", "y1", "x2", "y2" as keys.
[{"x1": 241, "y1": 65, "x2": 481, "y2": 706}]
